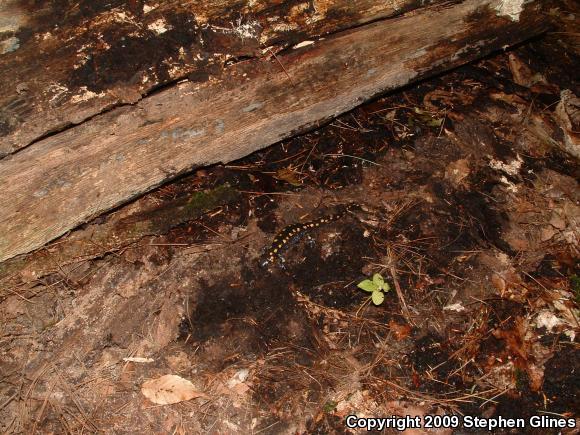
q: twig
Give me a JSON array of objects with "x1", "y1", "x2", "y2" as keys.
[
  {"x1": 265, "y1": 47, "x2": 294, "y2": 85},
  {"x1": 323, "y1": 153, "x2": 383, "y2": 166},
  {"x1": 355, "y1": 296, "x2": 373, "y2": 317},
  {"x1": 386, "y1": 246, "x2": 414, "y2": 325},
  {"x1": 238, "y1": 190, "x2": 302, "y2": 196},
  {"x1": 299, "y1": 142, "x2": 318, "y2": 174}
]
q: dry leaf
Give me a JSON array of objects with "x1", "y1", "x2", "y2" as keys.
[
  {"x1": 444, "y1": 159, "x2": 470, "y2": 187},
  {"x1": 535, "y1": 311, "x2": 564, "y2": 332},
  {"x1": 141, "y1": 374, "x2": 206, "y2": 405},
  {"x1": 388, "y1": 320, "x2": 412, "y2": 340},
  {"x1": 492, "y1": 317, "x2": 528, "y2": 361},
  {"x1": 491, "y1": 273, "x2": 506, "y2": 294},
  {"x1": 230, "y1": 382, "x2": 250, "y2": 396},
  {"x1": 555, "y1": 89, "x2": 580, "y2": 159},
  {"x1": 443, "y1": 302, "x2": 466, "y2": 312},
  {"x1": 508, "y1": 53, "x2": 535, "y2": 87},
  {"x1": 274, "y1": 167, "x2": 302, "y2": 186}
]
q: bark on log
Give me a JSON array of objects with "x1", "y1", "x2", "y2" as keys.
[
  {"x1": 0, "y1": 0, "x2": 547, "y2": 262},
  {"x1": 0, "y1": 0, "x2": 444, "y2": 156}
]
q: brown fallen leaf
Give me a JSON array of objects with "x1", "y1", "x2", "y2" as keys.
[
  {"x1": 141, "y1": 374, "x2": 207, "y2": 405},
  {"x1": 388, "y1": 320, "x2": 412, "y2": 340},
  {"x1": 555, "y1": 89, "x2": 580, "y2": 159},
  {"x1": 492, "y1": 316, "x2": 529, "y2": 362},
  {"x1": 508, "y1": 53, "x2": 535, "y2": 87},
  {"x1": 274, "y1": 166, "x2": 302, "y2": 186},
  {"x1": 444, "y1": 158, "x2": 470, "y2": 187}
]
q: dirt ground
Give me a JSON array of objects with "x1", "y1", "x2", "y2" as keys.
[{"x1": 1, "y1": 5, "x2": 579, "y2": 435}]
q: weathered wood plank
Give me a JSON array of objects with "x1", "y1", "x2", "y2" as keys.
[
  {"x1": 0, "y1": 0, "x2": 444, "y2": 156},
  {"x1": 0, "y1": 0, "x2": 547, "y2": 262}
]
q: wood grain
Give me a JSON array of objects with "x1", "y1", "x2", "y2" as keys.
[
  {"x1": 0, "y1": 0, "x2": 546, "y2": 262},
  {"x1": 0, "y1": 0, "x2": 444, "y2": 156}
]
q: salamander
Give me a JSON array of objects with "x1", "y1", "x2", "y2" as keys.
[{"x1": 259, "y1": 203, "x2": 357, "y2": 267}]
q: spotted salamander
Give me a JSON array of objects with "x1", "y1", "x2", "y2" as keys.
[{"x1": 259, "y1": 203, "x2": 357, "y2": 267}]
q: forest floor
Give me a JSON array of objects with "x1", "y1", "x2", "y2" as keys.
[{"x1": 1, "y1": 4, "x2": 579, "y2": 434}]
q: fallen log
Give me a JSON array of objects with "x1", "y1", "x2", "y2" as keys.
[
  {"x1": 0, "y1": 0, "x2": 548, "y2": 262},
  {"x1": 0, "y1": 0, "x2": 444, "y2": 155}
]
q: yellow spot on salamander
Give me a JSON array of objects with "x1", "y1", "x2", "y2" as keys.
[{"x1": 273, "y1": 248, "x2": 278, "y2": 253}]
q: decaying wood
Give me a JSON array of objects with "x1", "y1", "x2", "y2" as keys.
[
  {"x1": 0, "y1": 0, "x2": 445, "y2": 156},
  {"x1": 0, "y1": 0, "x2": 547, "y2": 262},
  {"x1": 0, "y1": 184, "x2": 239, "y2": 294}
]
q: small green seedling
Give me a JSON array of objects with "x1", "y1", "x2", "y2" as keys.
[{"x1": 357, "y1": 273, "x2": 391, "y2": 306}]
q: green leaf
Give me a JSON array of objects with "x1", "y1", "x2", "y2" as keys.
[
  {"x1": 372, "y1": 273, "x2": 384, "y2": 287},
  {"x1": 323, "y1": 401, "x2": 337, "y2": 413},
  {"x1": 425, "y1": 117, "x2": 444, "y2": 127},
  {"x1": 371, "y1": 291, "x2": 385, "y2": 305},
  {"x1": 381, "y1": 281, "x2": 391, "y2": 292},
  {"x1": 357, "y1": 279, "x2": 377, "y2": 292}
]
